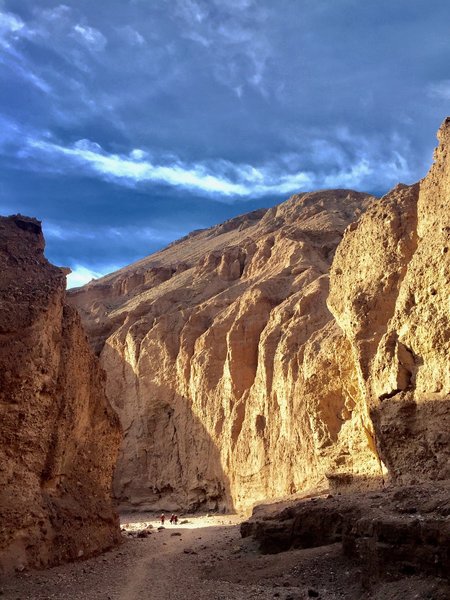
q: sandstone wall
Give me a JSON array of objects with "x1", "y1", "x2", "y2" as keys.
[
  {"x1": 328, "y1": 118, "x2": 450, "y2": 483},
  {"x1": 0, "y1": 216, "x2": 122, "y2": 574},
  {"x1": 69, "y1": 190, "x2": 382, "y2": 512}
]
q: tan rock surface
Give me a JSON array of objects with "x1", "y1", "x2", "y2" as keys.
[
  {"x1": 328, "y1": 117, "x2": 450, "y2": 484},
  {"x1": 69, "y1": 190, "x2": 382, "y2": 511},
  {"x1": 0, "y1": 215, "x2": 122, "y2": 575}
]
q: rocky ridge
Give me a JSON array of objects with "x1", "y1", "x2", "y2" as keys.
[
  {"x1": 69, "y1": 189, "x2": 381, "y2": 511},
  {"x1": 0, "y1": 216, "x2": 122, "y2": 575},
  {"x1": 69, "y1": 118, "x2": 449, "y2": 515},
  {"x1": 241, "y1": 481, "x2": 450, "y2": 586}
]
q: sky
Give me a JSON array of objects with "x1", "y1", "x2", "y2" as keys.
[{"x1": 0, "y1": 0, "x2": 449, "y2": 287}]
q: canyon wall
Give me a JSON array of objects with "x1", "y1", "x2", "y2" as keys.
[
  {"x1": 0, "y1": 216, "x2": 122, "y2": 574},
  {"x1": 328, "y1": 117, "x2": 450, "y2": 484},
  {"x1": 69, "y1": 190, "x2": 382, "y2": 511},
  {"x1": 70, "y1": 119, "x2": 449, "y2": 513}
]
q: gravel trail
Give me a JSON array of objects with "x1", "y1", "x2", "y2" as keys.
[{"x1": 1, "y1": 514, "x2": 448, "y2": 600}]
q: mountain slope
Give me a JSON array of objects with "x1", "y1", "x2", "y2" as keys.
[{"x1": 69, "y1": 189, "x2": 379, "y2": 510}]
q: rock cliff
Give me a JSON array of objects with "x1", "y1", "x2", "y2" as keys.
[
  {"x1": 69, "y1": 118, "x2": 450, "y2": 514},
  {"x1": 0, "y1": 216, "x2": 122, "y2": 575},
  {"x1": 69, "y1": 190, "x2": 381, "y2": 511},
  {"x1": 241, "y1": 119, "x2": 450, "y2": 588},
  {"x1": 328, "y1": 117, "x2": 450, "y2": 484}
]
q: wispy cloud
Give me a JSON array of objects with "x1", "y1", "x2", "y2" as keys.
[
  {"x1": 428, "y1": 80, "x2": 450, "y2": 100},
  {"x1": 43, "y1": 221, "x2": 185, "y2": 245},
  {"x1": 0, "y1": 6, "x2": 104, "y2": 98},
  {"x1": 175, "y1": 0, "x2": 271, "y2": 95},
  {"x1": 66, "y1": 265, "x2": 106, "y2": 288},
  {"x1": 23, "y1": 134, "x2": 406, "y2": 199},
  {"x1": 29, "y1": 138, "x2": 258, "y2": 195},
  {"x1": 0, "y1": 51, "x2": 52, "y2": 92},
  {"x1": 72, "y1": 24, "x2": 107, "y2": 51},
  {"x1": 0, "y1": 10, "x2": 25, "y2": 47},
  {"x1": 117, "y1": 25, "x2": 145, "y2": 46}
]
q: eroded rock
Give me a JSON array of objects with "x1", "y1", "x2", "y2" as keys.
[
  {"x1": 328, "y1": 117, "x2": 450, "y2": 483},
  {"x1": 69, "y1": 191, "x2": 380, "y2": 511},
  {"x1": 241, "y1": 482, "x2": 450, "y2": 580},
  {"x1": 0, "y1": 215, "x2": 122, "y2": 574}
]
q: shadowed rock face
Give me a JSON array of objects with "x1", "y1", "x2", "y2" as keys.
[
  {"x1": 68, "y1": 190, "x2": 383, "y2": 511},
  {"x1": 241, "y1": 480, "x2": 450, "y2": 582},
  {"x1": 0, "y1": 216, "x2": 122, "y2": 575}
]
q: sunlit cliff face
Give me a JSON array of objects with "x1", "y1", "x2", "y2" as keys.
[
  {"x1": 329, "y1": 118, "x2": 450, "y2": 483},
  {"x1": 69, "y1": 189, "x2": 382, "y2": 511},
  {"x1": 67, "y1": 120, "x2": 450, "y2": 512}
]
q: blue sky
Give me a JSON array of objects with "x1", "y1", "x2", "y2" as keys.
[{"x1": 1, "y1": 0, "x2": 449, "y2": 287}]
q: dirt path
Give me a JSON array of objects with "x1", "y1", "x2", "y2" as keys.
[{"x1": 1, "y1": 514, "x2": 448, "y2": 600}]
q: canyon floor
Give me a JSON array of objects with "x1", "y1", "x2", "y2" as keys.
[{"x1": 1, "y1": 511, "x2": 448, "y2": 600}]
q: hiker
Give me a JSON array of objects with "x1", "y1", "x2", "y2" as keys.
[
  {"x1": 170, "y1": 514, "x2": 175, "y2": 524},
  {"x1": 174, "y1": 514, "x2": 178, "y2": 525},
  {"x1": 160, "y1": 513, "x2": 165, "y2": 525}
]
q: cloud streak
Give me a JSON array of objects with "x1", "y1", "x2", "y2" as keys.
[
  {"x1": 72, "y1": 24, "x2": 107, "y2": 52},
  {"x1": 25, "y1": 135, "x2": 411, "y2": 199}
]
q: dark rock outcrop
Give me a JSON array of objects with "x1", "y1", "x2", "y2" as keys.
[
  {"x1": 241, "y1": 483, "x2": 450, "y2": 581},
  {"x1": 0, "y1": 215, "x2": 122, "y2": 574}
]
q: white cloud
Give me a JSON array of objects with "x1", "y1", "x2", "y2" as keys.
[
  {"x1": 27, "y1": 137, "x2": 315, "y2": 196},
  {"x1": 0, "y1": 10, "x2": 25, "y2": 47},
  {"x1": 72, "y1": 24, "x2": 107, "y2": 51},
  {"x1": 0, "y1": 10, "x2": 24, "y2": 33},
  {"x1": 14, "y1": 128, "x2": 412, "y2": 200},
  {"x1": 66, "y1": 265, "x2": 105, "y2": 288},
  {"x1": 428, "y1": 80, "x2": 450, "y2": 100},
  {"x1": 117, "y1": 25, "x2": 145, "y2": 46}
]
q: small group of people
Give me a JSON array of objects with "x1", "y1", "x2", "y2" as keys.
[{"x1": 160, "y1": 513, "x2": 178, "y2": 525}]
